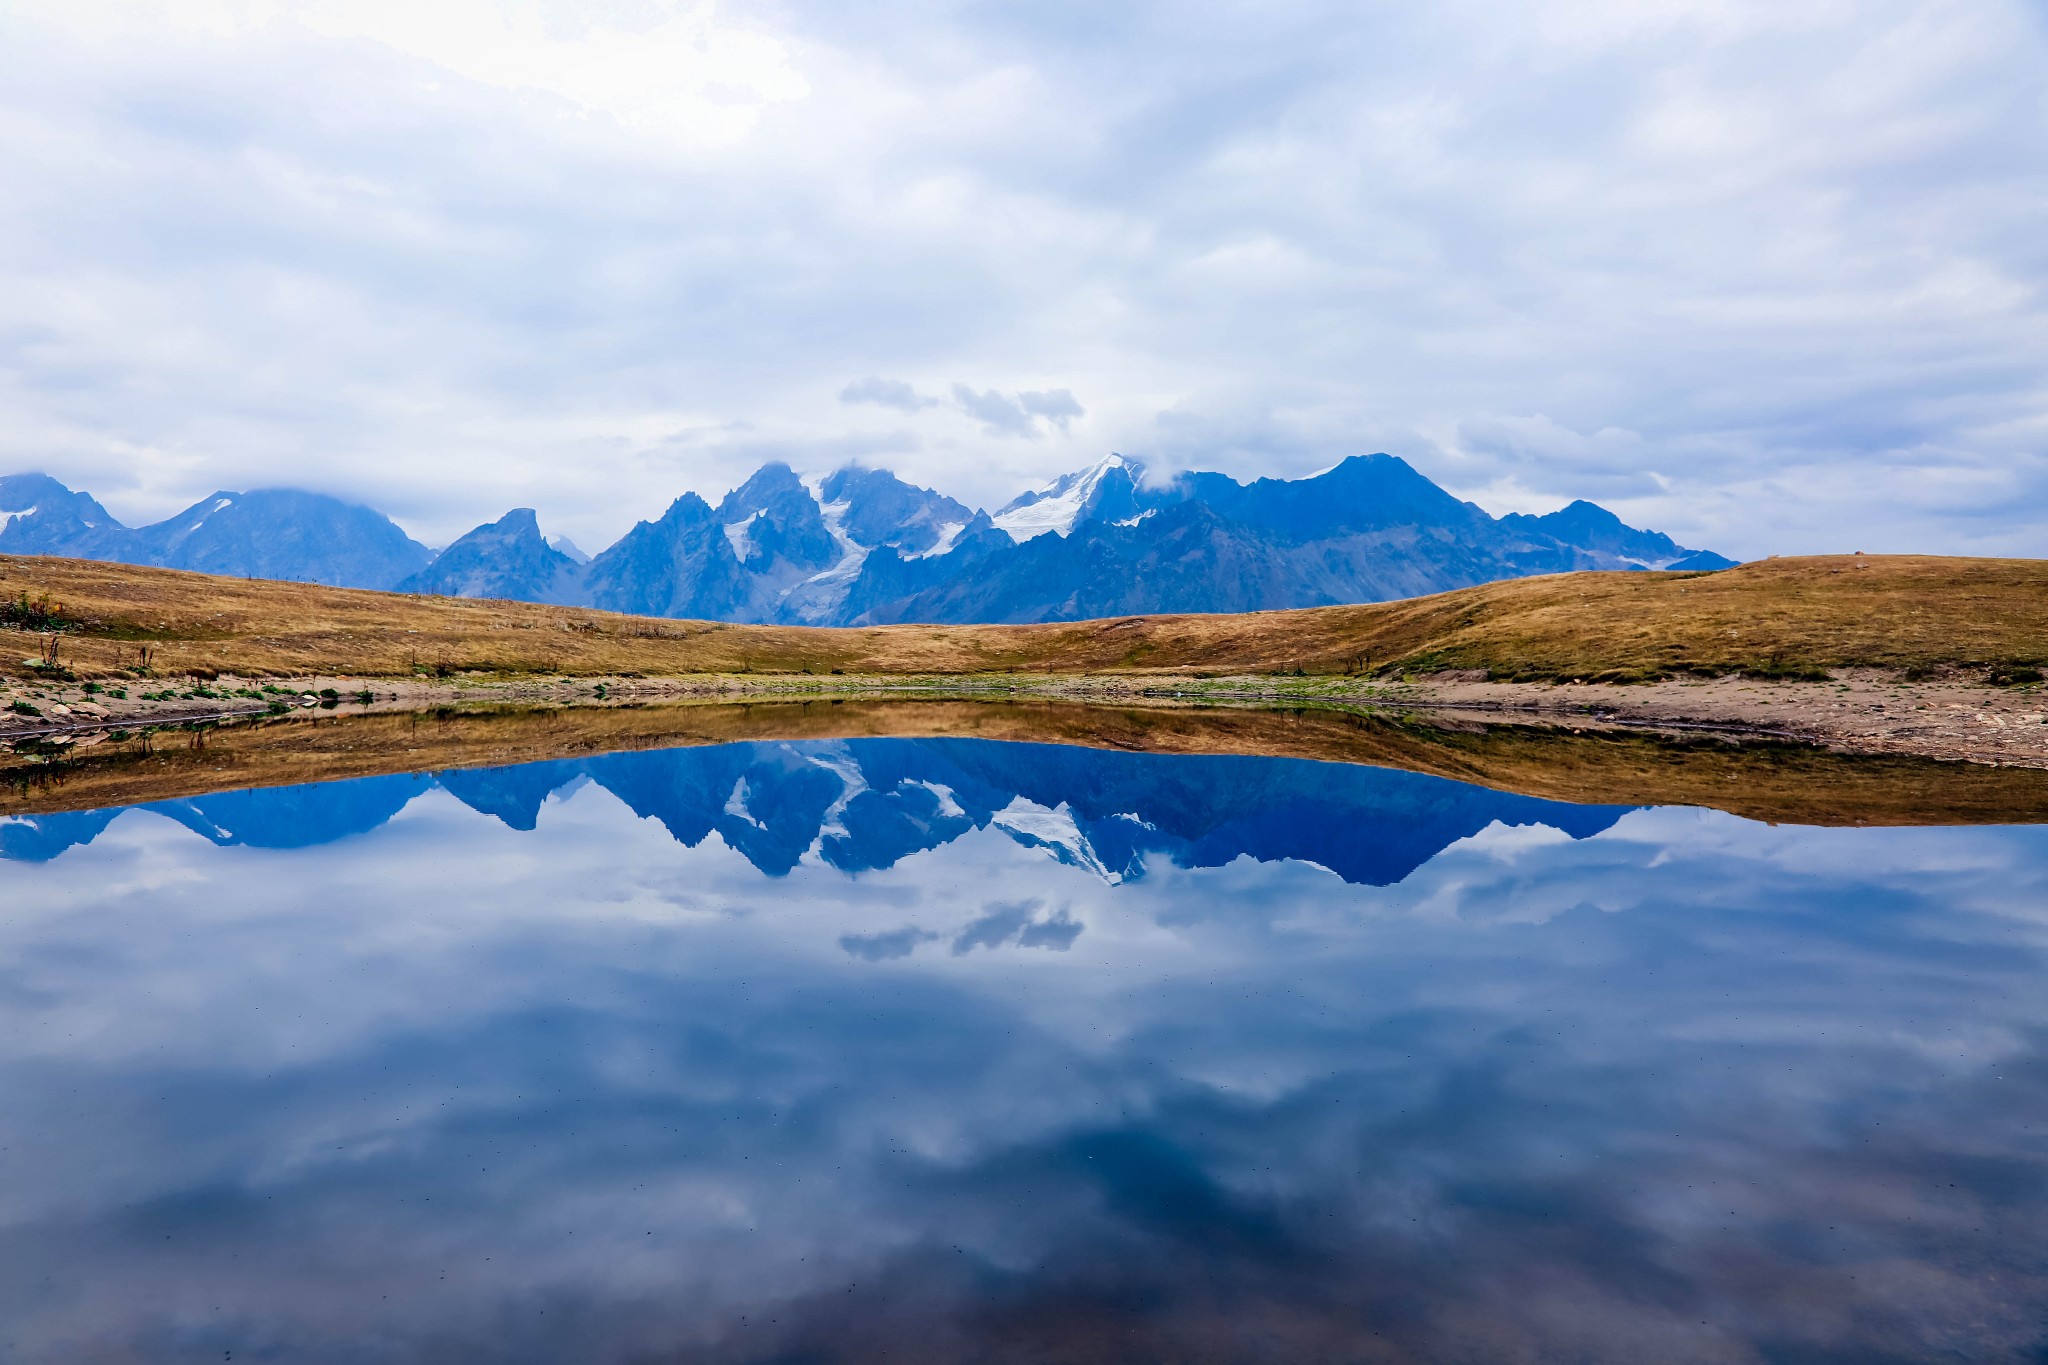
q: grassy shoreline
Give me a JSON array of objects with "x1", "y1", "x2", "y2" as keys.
[
  {"x1": 4, "y1": 550, "x2": 2046, "y2": 772},
  {"x1": 5, "y1": 550, "x2": 2047, "y2": 687}
]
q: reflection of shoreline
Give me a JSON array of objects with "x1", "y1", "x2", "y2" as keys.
[
  {"x1": 7, "y1": 667, "x2": 2048, "y2": 771},
  {"x1": 6, "y1": 696, "x2": 2048, "y2": 829}
]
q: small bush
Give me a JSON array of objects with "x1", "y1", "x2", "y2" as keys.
[
  {"x1": 8, "y1": 700, "x2": 40, "y2": 717},
  {"x1": 0, "y1": 592, "x2": 70, "y2": 631}
]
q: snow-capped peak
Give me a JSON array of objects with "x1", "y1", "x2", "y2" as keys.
[{"x1": 991, "y1": 453, "x2": 1139, "y2": 542}]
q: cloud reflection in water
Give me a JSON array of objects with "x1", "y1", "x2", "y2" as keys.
[{"x1": 0, "y1": 740, "x2": 2044, "y2": 1362}]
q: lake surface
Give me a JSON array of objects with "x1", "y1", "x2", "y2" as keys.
[{"x1": 3, "y1": 733, "x2": 2046, "y2": 1362}]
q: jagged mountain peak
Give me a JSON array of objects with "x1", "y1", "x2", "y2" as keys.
[
  {"x1": 1, "y1": 471, "x2": 109, "y2": 514},
  {"x1": 396, "y1": 506, "x2": 583, "y2": 603},
  {"x1": 817, "y1": 465, "x2": 976, "y2": 556},
  {"x1": 582, "y1": 490, "x2": 747, "y2": 619},
  {"x1": 1176, "y1": 453, "x2": 1488, "y2": 541},
  {"x1": 715, "y1": 463, "x2": 836, "y2": 579},
  {"x1": 1500, "y1": 498, "x2": 1693, "y2": 568},
  {"x1": 662, "y1": 490, "x2": 717, "y2": 520},
  {"x1": 717, "y1": 462, "x2": 812, "y2": 519},
  {"x1": 992, "y1": 452, "x2": 1145, "y2": 541},
  {"x1": 0, "y1": 473, "x2": 128, "y2": 557}
]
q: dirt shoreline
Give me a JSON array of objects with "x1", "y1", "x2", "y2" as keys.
[{"x1": 3, "y1": 666, "x2": 2045, "y2": 769}]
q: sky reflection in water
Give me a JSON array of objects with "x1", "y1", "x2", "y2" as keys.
[{"x1": 2, "y1": 738, "x2": 2045, "y2": 1363}]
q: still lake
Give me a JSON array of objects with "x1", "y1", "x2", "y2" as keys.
[{"x1": 3, "y1": 732, "x2": 2045, "y2": 1362}]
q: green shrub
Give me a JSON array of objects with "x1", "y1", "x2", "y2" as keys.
[{"x1": 0, "y1": 592, "x2": 70, "y2": 631}]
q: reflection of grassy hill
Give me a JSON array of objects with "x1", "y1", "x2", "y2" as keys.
[
  {"x1": 7, "y1": 697, "x2": 2046, "y2": 828},
  {"x1": 4, "y1": 551, "x2": 2047, "y2": 683}
]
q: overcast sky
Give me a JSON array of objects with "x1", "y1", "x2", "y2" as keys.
[{"x1": 0, "y1": 0, "x2": 2043, "y2": 556}]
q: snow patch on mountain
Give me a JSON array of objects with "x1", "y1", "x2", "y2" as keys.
[
  {"x1": 724, "y1": 510, "x2": 766, "y2": 561},
  {"x1": 781, "y1": 478, "x2": 870, "y2": 621},
  {"x1": 992, "y1": 453, "x2": 1134, "y2": 541},
  {"x1": 904, "y1": 520, "x2": 966, "y2": 559},
  {"x1": 163, "y1": 495, "x2": 239, "y2": 545}
]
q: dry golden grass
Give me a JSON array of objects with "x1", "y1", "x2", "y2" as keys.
[
  {"x1": 3, "y1": 550, "x2": 2045, "y2": 683},
  {"x1": 5, "y1": 696, "x2": 2045, "y2": 827}
]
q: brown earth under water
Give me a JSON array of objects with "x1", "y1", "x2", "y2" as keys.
[{"x1": 5, "y1": 695, "x2": 2046, "y2": 829}]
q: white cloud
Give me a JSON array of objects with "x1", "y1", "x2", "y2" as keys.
[
  {"x1": 949, "y1": 384, "x2": 1084, "y2": 438},
  {"x1": 0, "y1": 0, "x2": 2040, "y2": 555},
  {"x1": 840, "y1": 376, "x2": 937, "y2": 411}
]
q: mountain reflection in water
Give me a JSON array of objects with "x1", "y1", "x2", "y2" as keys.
[
  {"x1": 1, "y1": 737, "x2": 2044, "y2": 1363},
  {"x1": 1, "y1": 737, "x2": 1629, "y2": 882}
]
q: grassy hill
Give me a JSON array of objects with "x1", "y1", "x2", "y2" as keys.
[{"x1": 3, "y1": 551, "x2": 2045, "y2": 684}]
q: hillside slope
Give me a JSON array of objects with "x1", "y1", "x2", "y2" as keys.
[{"x1": 1, "y1": 552, "x2": 2042, "y2": 684}]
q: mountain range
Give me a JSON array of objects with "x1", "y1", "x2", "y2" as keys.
[{"x1": 0, "y1": 455, "x2": 1733, "y2": 624}]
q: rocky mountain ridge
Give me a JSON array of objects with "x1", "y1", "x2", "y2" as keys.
[{"x1": 1, "y1": 456, "x2": 1734, "y2": 623}]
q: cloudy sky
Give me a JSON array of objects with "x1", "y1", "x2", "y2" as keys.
[{"x1": 0, "y1": 0, "x2": 2043, "y2": 555}]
